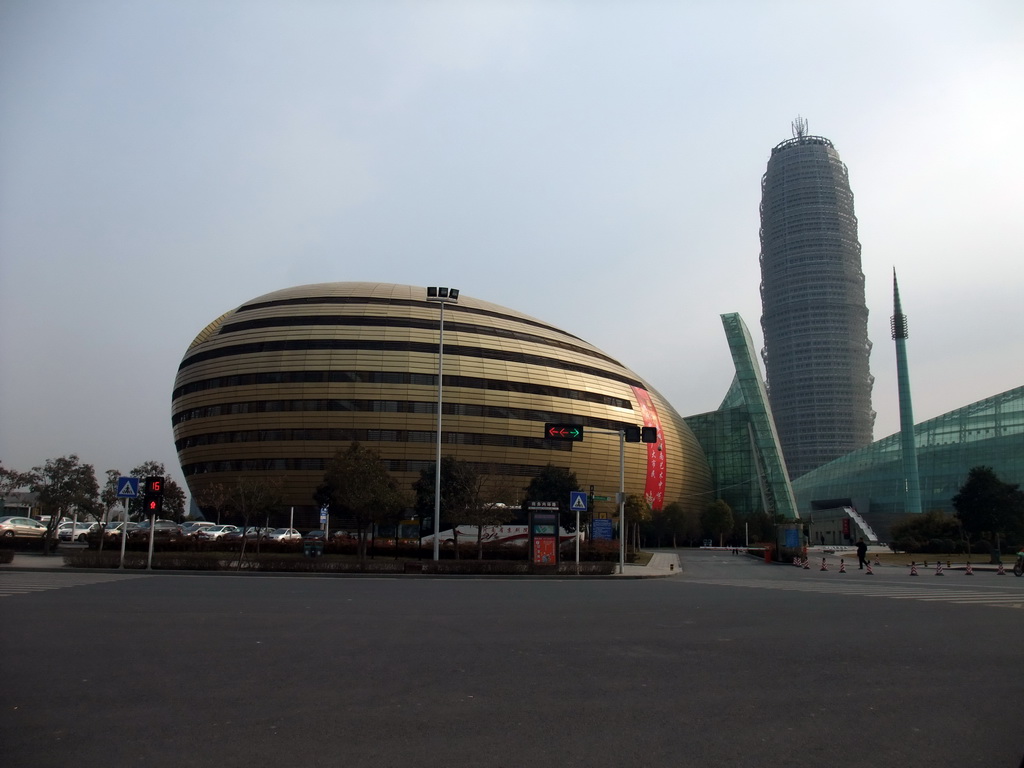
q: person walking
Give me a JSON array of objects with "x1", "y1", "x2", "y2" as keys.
[{"x1": 856, "y1": 538, "x2": 868, "y2": 570}]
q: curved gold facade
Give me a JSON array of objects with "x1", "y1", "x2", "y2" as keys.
[{"x1": 172, "y1": 282, "x2": 711, "y2": 521}]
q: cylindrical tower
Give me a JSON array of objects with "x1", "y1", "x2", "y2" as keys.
[{"x1": 759, "y1": 118, "x2": 875, "y2": 478}]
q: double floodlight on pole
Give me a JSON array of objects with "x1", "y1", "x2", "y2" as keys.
[{"x1": 426, "y1": 287, "x2": 460, "y2": 560}]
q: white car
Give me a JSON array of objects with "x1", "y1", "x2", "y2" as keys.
[
  {"x1": 180, "y1": 521, "x2": 217, "y2": 536},
  {"x1": 58, "y1": 522, "x2": 100, "y2": 542},
  {"x1": 198, "y1": 524, "x2": 239, "y2": 541}
]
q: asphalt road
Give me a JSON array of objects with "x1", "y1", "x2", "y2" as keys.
[{"x1": 1, "y1": 550, "x2": 1022, "y2": 768}]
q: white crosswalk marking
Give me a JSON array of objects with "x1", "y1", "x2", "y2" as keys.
[
  {"x1": 678, "y1": 576, "x2": 1024, "y2": 609},
  {"x1": 0, "y1": 572, "x2": 144, "y2": 598}
]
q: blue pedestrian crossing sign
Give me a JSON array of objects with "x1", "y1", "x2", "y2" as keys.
[
  {"x1": 569, "y1": 491, "x2": 588, "y2": 512},
  {"x1": 116, "y1": 477, "x2": 139, "y2": 498}
]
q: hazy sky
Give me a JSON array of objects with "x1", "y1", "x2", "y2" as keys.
[{"x1": 2, "y1": 0, "x2": 1022, "y2": 494}]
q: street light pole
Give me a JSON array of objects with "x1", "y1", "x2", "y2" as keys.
[
  {"x1": 618, "y1": 428, "x2": 626, "y2": 575},
  {"x1": 426, "y1": 287, "x2": 459, "y2": 561}
]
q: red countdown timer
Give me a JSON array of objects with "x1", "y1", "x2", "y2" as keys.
[{"x1": 143, "y1": 476, "x2": 165, "y2": 515}]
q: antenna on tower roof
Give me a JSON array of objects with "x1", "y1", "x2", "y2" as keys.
[{"x1": 792, "y1": 115, "x2": 808, "y2": 138}]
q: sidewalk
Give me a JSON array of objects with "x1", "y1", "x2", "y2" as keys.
[
  {"x1": 617, "y1": 550, "x2": 680, "y2": 578},
  {"x1": 3, "y1": 549, "x2": 683, "y2": 577}
]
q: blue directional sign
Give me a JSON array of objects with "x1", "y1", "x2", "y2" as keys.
[
  {"x1": 592, "y1": 519, "x2": 613, "y2": 540},
  {"x1": 569, "y1": 491, "x2": 588, "y2": 512},
  {"x1": 116, "y1": 477, "x2": 139, "y2": 499}
]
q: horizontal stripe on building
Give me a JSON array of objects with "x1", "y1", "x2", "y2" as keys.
[
  {"x1": 218, "y1": 314, "x2": 621, "y2": 367},
  {"x1": 182, "y1": 458, "x2": 558, "y2": 478},
  {"x1": 172, "y1": 370, "x2": 633, "y2": 409},
  {"x1": 175, "y1": 428, "x2": 573, "y2": 451},
  {"x1": 177, "y1": 339, "x2": 646, "y2": 390}
]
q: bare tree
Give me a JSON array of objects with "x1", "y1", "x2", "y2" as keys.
[
  {"x1": 193, "y1": 481, "x2": 231, "y2": 524},
  {"x1": 230, "y1": 476, "x2": 284, "y2": 567},
  {"x1": 462, "y1": 475, "x2": 517, "y2": 559}
]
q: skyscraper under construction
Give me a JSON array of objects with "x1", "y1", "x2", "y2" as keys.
[{"x1": 759, "y1": 118, "x2": 874, "y2": 478}]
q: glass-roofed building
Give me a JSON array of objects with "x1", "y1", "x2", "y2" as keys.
[{"x1": 792, "y1": 386, "x2": 1024, "y2": 537}]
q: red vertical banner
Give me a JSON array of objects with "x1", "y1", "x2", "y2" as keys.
[{"x1": 630, "y1": 386, "x2": 666, "y2": 511}]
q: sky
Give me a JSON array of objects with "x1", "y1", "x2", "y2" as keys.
[{"x1": 2, "y1": 0, "x2": 1022, "y2": 495}]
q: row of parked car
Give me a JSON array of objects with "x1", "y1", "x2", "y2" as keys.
[
  {"x1": 0, "y1": 515, "x2": 344, "y2": 546},
  {"x1": 0, "y1": 516, "x2": 105, "y2": 542}
]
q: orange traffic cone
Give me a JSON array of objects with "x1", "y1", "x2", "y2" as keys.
[
  {"x1": 965, "y1": 562, "x2": 974, "y2": 575},
  {"x1": 865, "y1": 562, "x2": 874, "y2": 575},
  {"x1": 803, "y1": 558, "x2": 810, "y2": 570},
  {"x1": 909, "y1": 562, "x2": 918, "y2": 576},
  {"x1": 820, "y1": 558, "x2": 828, "y2": 571},
  {"x1": 997, "y1": 562, "x2": 1006, "y2": 575},
  {"x1": 839, "y1": 559, "x2": 846, "y2": 573},
  {"x1": 935, "y1": 561, "x2": 944, "y2": 576}
]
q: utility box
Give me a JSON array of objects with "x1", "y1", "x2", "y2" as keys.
[
  {"x1": 529, "y1": 510, "x2": 560, "y2": 566},
  {"x1": 303, "y1": 539, "x2": 324, "y2": 558}
]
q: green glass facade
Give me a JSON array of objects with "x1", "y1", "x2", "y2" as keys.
[
  {"x1": 792, "y1": 386, "x2": 1024, "y2": 522},
  {"x1": 685, "y1": 314, "x2": 798, "y2": 520}
]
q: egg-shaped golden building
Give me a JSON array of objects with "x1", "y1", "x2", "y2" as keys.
[{"x1": 172, "y1": 282, "x2": 711, "y2": 525}]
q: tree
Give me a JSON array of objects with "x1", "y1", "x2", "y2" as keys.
[
  {"x1": 625, "y1": 494, "x2": 652, "y2": 552},
  {"x1": 193, "y1": 481, "x2": 231, "y2": 524},
  {"x1": 888, "y1": 510, "x2": 962, "y2": 554},
  {"x1": 316, "y1": 443, "x2": 406, "y2": 560},
  {"x1": 522, "y1": 464, "x2": 581, "y2": 531},
  {"x1": 0, "y1": 462, "x2": 34, "y2": 515},
  {"x1": 1, "y1": 462, "x2": 33, "y2": 497},
  {"x1": 229, "y1": 475, "x2": 284, "y2": 564},
  {"x1": 100, "y1": 470, "x2": 122, "y2": 519},
  {"x1": 701, "y1": 499, "x2": 734, "y2": 547},
  {"x1": 953, "y1": 466, "x2": 1024, "y2": 552},
  {"x1": 129, "y1": 462, "x2": 186, "y2": 521},
  {"x1": 413, "y1": 456, "x2": 481, "y2": 558},
  {"x1": 28, "y1": 455, "x2": 100, "y2": 554}
]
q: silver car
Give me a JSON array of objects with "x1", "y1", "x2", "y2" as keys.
[{"x1": 0, "y1": 516, "x2": 49, "y2": 539}]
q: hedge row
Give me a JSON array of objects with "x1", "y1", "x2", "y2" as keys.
[{"x1": 61, "y1": 550, "x2": 617, "y2": 575}]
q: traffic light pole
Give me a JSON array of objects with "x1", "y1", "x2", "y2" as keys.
[
  {"x1": 543, "y1": 423, "x2": 655, "y2": 575},
  {"x1": 581, "y1": 427, "x2": 627, "y2": 575}
]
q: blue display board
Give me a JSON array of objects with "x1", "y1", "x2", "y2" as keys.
[{"x1": 592, "y1": 519, "x2": 613, "y2": 540}]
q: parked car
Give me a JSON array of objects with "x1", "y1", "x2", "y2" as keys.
[
  {"x1": 129, "y1": 520, "x2": 183, "y2": 542},
  {"x1": 180, "y1": 521, "x2": 217, "y2": 537},
  {"x1": 267, "y1": 528, "x2": 302, "y2": 542},
  {"x1": 304, "y1": 529, "x2": 353, "y2": 543},
  {"x1": 0, "y1": 516, "x2": 49, "y2": 539},
  {"x1": 103, "y1": 521, "x2": 140, "y2": 540},
  {"x1": 196, "y1": 524, "x2": 239, "y2": 541},
  {"x1": 221, "y1": 527, "x2": 267, "y2": 545},
  {"x1": 58, "y1": 522, "x2": 100, "y2": 542}
]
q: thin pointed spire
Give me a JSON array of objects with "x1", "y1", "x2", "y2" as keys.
[{"x1": 891, "y1": 269, "x2": 908, "y2": 340}]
